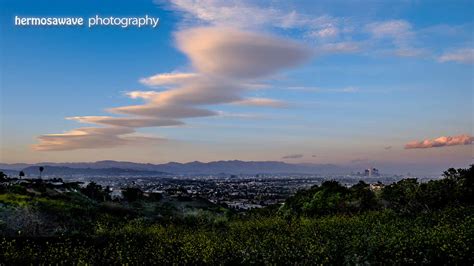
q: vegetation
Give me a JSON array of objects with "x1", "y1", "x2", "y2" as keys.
[{"x1": 0, "y1": 166, "x2": 472, "y2": 264}]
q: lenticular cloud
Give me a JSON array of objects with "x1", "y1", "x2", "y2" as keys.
[
  {"x1": 175, "y1": 27, "x2": 311, "y2": 79},
  {"x1": 34, "y1": 26, "x2": 312, "y2": 151},
  {"x1": 404, "y1": 134, "x2": 473, "y2": 149}
]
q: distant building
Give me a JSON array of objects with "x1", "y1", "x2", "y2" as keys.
[
  {"x1": 370, "y1": 183, "x2": 384, "y2": 191},
  {"x1": 372, "y1": 168, "x2": 380, "y2": 177},
  {"x1": 110, "y1": 189, "x2": 123, "y2": 199},
  {"x1": 364, "y1": 168, "x2": 380, "y2": 177}
]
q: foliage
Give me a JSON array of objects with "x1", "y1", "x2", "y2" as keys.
[
  {"x1": 0, "y1": 165, "x2": 472, "y2": 264},
  {"x1": 0, "y1": 207, "x2": 472, "y2": 264},
  {"x1": 0, "y1": 172, "x2": 7, "y2": 182},
  {"x1": 122, "y1": 187, "x2": 144, "y2": 202},
  {"x1": 80, "y1": 182, "x2": 110, "y2": 202}
]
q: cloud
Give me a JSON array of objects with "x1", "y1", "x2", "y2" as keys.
[
  {"x1": 287, "y1": 86, "x2": 359, "y2": 93},
  {"x1": 166, "y1": 1, "x2": 472, "y2": 63},
  {"x1": 367, "y1": 20, "x2": 413, "y2": 44},
  {"x1": 33, "y1": 127, "x2": 165, "y2": 151},
  {"x1": 365, "y1": 20, "x2": 429, "y2": 58},
  {"x1": 216, "y1": 111, "x2": 266, "y2": 120},
  {"x1": 351, "y1": 158, "x2": 369, "y2": 164},
  {"x1": 139, "y1": 72, "x2": 199, "y2": 86},
  {"x1": 175, "y1": 27, "x2": 311, "y2": 79},
  {"x1": 109, "y1": 104, "x2": 218, "y2": 119},
  {"x1": 165, "y1": 0, "x2": 338, "y2": 33},
  {"x1": 282, "y1": 154, "x2": 304, "y2": 159},
  {"x1": 310, "y1": 27, "x2": 339, "y2": 39},
  {"x1": 110, "y1": 27, "x2": 310, "y2": 119},
  {"x1": 405, "y1": 134, "x2": 473, "y2": 149},
  {"x1": 135, "y1": 79, "x2": 243, "y2": 105},
  {"x1": 317, "y1": 42, "x2": 361, "y2": 54},
  {"x1": 113, "y1": 27, "x2": 309, "y2": 116},
  {"x1": 340, "y1": 87, "x2": 359, "y2": 93},
  {"x1": 164, "y1": 0, "x2": 281, "y2": 28},
  {"x1": 35, "y1": 26, "x2": 311, "y2": 151},
  {"x1": 66, "y1": 116, "x2": 184, "y2": 128},
  {"x1": 32, "y1": 2, "x2": 472, "y2": 153},
  {"x1": 233, "y1": 98, "x2": 287, "y2": 108},
  {"x1": 393, "y1": 48, "x2": 427, "y2": 57},
  {"x1": 438, "y1": 48, "x2": 474, "y2": 64}
]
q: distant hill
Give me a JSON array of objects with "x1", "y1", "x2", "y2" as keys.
[
  {"x1": 153, "y1": 160, "x2": 343, "y2": 175},
  {"x1": 0, "y1": 169, "x2": 18, "y2": 177},
  {"x1": 0, "y1": 160, "x2": 344, "y2": 175},
  {"x1": 9, "y1": 166, "x2": 170, "y2": 178}
]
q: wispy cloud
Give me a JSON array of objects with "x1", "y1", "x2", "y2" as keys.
[
  {"x1": 163, "y1": 0, "x2": 338, "y2": 33},
  {"x1": 282, "y1": 154, "x2": 304, "y2": 159},
  {"x1": 232, "y1": 98, "x2": 287, "y2": 108},
  {"x1": 310, "y1": 26, "x2": 339, "y2": 39},
  {"x1": 66, "y1": 116, "x2": 184, "y2": 128},
  {"x1": 215, "y1": 111, "x2": 266, "y2": 120},
  {"x1": 438, "y1": 48, "x2": 474, "y2": 64},
  {"x1": 163, "y1": 0, "x2": 283, "y2": 28},
  {"x1": 163, "y1": 0, "x2": 368, "y2": 58},
  {"x1": 405, "y1": 134, "x2": 473, "y2": 149},
  {"x1": 287, "y1": 86, "x2": 359, "y2": 93},
  {"x1": 365, "y1": 20, "x2": 431, "y2": 58},
  {"x1": 164, "y1": 0, "x2": 472, "y2": 62},
  {"x1": 317, "y1": 42, "x2": 362, "y2": 54},
  {"x1": 139, "y1": 72, "x2": 199, "y2": 86},
  {"x1": 392, "y1": 48, "x2": 428, "y2": 57},
  {"x1": 351, "y1": 158, "x2": 369, "y2": 164},
  {"x1": 367, "y1": 20, "x2": 414, "y2": 44},
  {"x1": 33, "y1": 127, "x2": 166, "y2": 151}
]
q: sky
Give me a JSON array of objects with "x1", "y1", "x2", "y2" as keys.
[{"x1": 0, "y1": 0, "x2": 473, "y2": 173}]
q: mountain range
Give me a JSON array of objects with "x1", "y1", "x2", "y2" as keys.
[{"x1": 0, "y1": 160, "x2": 344, "y2": 177}]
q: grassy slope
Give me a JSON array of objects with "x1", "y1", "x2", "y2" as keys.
[{"x1": 1, "y1": 206, "x2": 473, "y2": 264}]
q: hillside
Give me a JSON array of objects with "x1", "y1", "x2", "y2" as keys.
[{"x1": 0, "y1": 165, "x2": 472, "y2": 264}]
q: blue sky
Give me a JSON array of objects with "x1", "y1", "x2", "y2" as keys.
[{"x1": 0, "y1": 0, "x2": 472, "y2": 173}]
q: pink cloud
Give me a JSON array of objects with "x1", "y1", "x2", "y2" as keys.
[
  {"x1": 405, "y1": 134, "x2": 473, "y2": 149},
  {"x1": 139, "y1": 72, "x2": 199, "y2": 86},
  {"x1": 66, "y1": 116, "x2": 184, "y2": 128},
  {"x1": 33, "y1": 127, "x2": 166, "y2": 151},
  {"x1": 176, "y1": 27, "x2": 311, "y2": 78},
  {"x1": 233, "y1": 98, "x2": 287, "y2": 108}
]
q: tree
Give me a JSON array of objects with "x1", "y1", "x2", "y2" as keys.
[
  {"x1": 301, "y1": 181, "x2": 350, "y2": 216},
  {"x1": 81, "y1": 182, "x2": 110, "y2": 202},
  {"x1": 0, "y1": 171, "x2": 7, "y2": 182},
  {"x1": 39, "y1": 166, "x2": 44, "y2": 179},
  {"x1": 381, "y1": 178, "x2": 425, "y2": 214},
  {"x1": 122, "y1": 187, "x2": 144, "y2": 202},
  {"x1": 350, "y1": 181, "x2": 378, "y2": 211},
  {"x1": 441, "y1": 165, "x2": 474, "y2": 204},
  {"x1": 19, "y1": 171, "x2": 25, "y2": 179}
]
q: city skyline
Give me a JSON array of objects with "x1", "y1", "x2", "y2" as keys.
[{"x1": 1, "y1": 0, "x2": 473, "y2": 173}]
